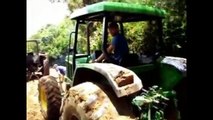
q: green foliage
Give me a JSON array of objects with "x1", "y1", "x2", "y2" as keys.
[
  {"x1": 109, "y1": 0, "x2": 187, "y2": 56},
  {"x1": 77, "y1": 24, "x2": 87, "y2": 53},
  {"x1": 67, "y1": 0, "x2": 84, "y2": 12},
  {"x1": 140, "y1": 0, "x2": 187, "y2": 56},
  {"x1": 90, "y1": 22, "x2": 103, "y2": 51},
  {"x1": 27, "y1": 42, "x2": 38, "y2": 53},
  {"x1": 30, "y1": 17, "x2": 74, "y2": 59},
  {"x1": 123, "y1": 21, "x2": 159, "y2": 54},
  {"x1": 132, "y1": 86, "x2": 177, "y2": 120},
  {"x1": 123, "y1": 22, "x2": 146, "y2": 53},
  {"x1": 29, "y1": 0, "x2": 186, "y2": 59}
]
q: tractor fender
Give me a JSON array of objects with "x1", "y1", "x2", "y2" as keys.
[
  {"x1": 73, "y1": 63, "x2": 143, "y2": 98},
  {"x1": 158, "y1": 56, "x2": 187, "y2": 90},
  {"x1": 160, "y1": 56, "x2": 187, "y2": 77}
]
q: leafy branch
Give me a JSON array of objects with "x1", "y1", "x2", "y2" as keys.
[{"x1": 132, "y1": 86, "x2": 177, "y2": 120}]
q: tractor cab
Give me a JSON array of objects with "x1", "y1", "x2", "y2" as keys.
[{"x1": 66, "y1": 1, "x2": 166, "y2": 79}]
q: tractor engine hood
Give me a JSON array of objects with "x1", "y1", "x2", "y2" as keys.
[{"x1": 161, "y1": 56, "x2": 187, "y2": 77}]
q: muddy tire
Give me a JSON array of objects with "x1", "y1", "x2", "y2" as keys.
[
  {"x1": 38, "y1": 76, "x2": 62, "y2": 120},
  {"x1": 61, "y1": 82, "x2": 119, "y2": 120}
]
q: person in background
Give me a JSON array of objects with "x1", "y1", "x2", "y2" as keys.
[{"x1": 53, "y1": 64, "x2": 67, "y2": 76}]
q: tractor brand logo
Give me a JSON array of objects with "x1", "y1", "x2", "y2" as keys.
[{"x1": 49, "y1": 0, "x2": 67, "y2": 3}]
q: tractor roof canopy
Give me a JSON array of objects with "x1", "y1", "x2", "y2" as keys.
[{"x1": 70, "y1": 1, "x2": 166, "y2": 22}]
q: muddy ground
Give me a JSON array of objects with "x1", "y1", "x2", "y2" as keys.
[{"x1": 27, "y1": 80, "x2": 43, "y2": 120}]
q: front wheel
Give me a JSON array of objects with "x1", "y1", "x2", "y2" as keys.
[
  {"x1": 61, "y1": 82, "x2": 119, "y2": 120},
  {"x1": 38, "y1": 76, "x2": 62, "y2": 120}
]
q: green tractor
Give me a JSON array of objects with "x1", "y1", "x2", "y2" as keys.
[
  {"x1": 26, "y1": 39, "x2": 49, "y2": 81},
  {"x1": 38, "y1": 1, "x2": 186, "y2": 120}
]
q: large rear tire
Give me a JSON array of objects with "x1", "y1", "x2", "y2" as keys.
[
  {"x1": 61, "y1": 82, "x2": 120, "y2": 120},
  {"x1": 38, "y1": 76, "x2": 62, "y2": 120}
]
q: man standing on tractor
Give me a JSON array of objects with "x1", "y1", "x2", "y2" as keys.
[{"x1": 93, "y1": 22, "x2": 129, "y2": 64}]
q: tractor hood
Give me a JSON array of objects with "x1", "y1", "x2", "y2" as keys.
[{"x1": 161, "y1": 56, "x2": 187, "y2": 77}]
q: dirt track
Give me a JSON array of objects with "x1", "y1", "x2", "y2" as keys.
[{"x1": 27, "y1": 80, "x2": 43, "y2": 120}]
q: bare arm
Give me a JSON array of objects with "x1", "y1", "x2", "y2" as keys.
[{"x1": 95, "y1": 44, "x2": 114, "y2": 62}]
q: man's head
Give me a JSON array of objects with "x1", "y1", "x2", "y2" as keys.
[{"x1": 108, "y1": 22, "x2": 119, "y2": 36}]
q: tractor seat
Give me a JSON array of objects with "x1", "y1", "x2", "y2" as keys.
[{"x1": 119, "y1": 54, "x2": 139, "y2": 67}]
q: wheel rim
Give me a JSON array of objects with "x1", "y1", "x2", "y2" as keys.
[{"x1": 40, "y1": 86, "x2": 47, "y2": 112}]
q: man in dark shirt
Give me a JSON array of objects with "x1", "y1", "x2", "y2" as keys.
[{"x1": 94, "y1": 22, "x2": 129, "y2": 64}]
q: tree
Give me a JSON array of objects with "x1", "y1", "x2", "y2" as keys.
[
  {"x1": 29, "y1": 0, "x2": 186, "y2": 58},
  {"x1": 30, "y1": 17, "x2": 74, "y2": 59}
]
